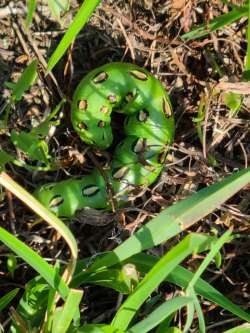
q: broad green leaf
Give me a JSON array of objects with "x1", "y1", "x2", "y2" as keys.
[
  {"x1": 89, "y1": 168, "x2": 250, "y2": 271},
  {"x1": 81, "y1": 264, "x2": 139, "y2": 294},
  {"x1": 9, "y1": 276, "x2": 49, "y2": 333},
  {"x1": 26, "y1": 0, "x2": 36, "y2": 27},
  {"x1": 182, "y1": 6, "x2": 248, "y2": 40},
  {"x1": 0, "y1": 150, "x2": 14, "y2": 171},
  {"x1": 0, "y1": 227, "x2": 69, "y2": 299},
  {"x1": 130, "y1": 254, "x2": 250, "y2": 322},
  {"x1": 47, "y1": 0, "x2": 101, "y2": 72},
  {"x1": 52, "y1": 289, "x2": 83, "y2": 333},
  {"x1": 127, "y1": 297, "x2": 191, "y2": 333},
  {"x1": 10, "y1": 130, "x2": 51, "y2": 164},
  {"x1": 9, "y1": 60, "x2": 38, "y2": 101},
  {"x1": 112, "y1": 234, "x2": 213, "y2": 330},
  {"x1": 223, "y1": 323, "x2": 250, "y2": 332},
  {"x1": 0, "y1": 288, "x2": 19, "y2": 312}
]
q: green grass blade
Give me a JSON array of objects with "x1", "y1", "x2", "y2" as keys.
[
  {"x1": 130, "y1": 254, "x2": 250, "y2": 322},
  {"x1": 52, "y1": 289, "x2": 83, "y2": 333},
  {"x1": 10, "y1": 59, "x2": 38, "y2": 101},
  {"x1": 191, "y1": 290, "x2": 205, "y2": 333},
  {"x1": 223, "y1": 323, "x2": 250, "y2": 332},
  {"x1": 246, "y1": 0, "x2": 250, "y2": 70},
  {"x1": 187, "y1": 230, "x2": 232, "y2": 288},
  {"x1": 182, "y1": 6, "x2": 248, "y2": 40},
  {"x1": 127, "y1": 297, "x2": 192, "y2": 333},
  {"x1": 26, "y1": 0, "x2": 37, "y2": 28},
  {"x1": 112, "y1": 234, "x2": 213, "y2": 330},
  {"x1": 47, "y1": 0, "x2": 101, "y2": 72},
  {"x1": 90, "y1": 168, "x2": 250, "y2": 271},
  {"x1": 0, "y1": 227, "x2": 69, "y2": 299},
  {"x1": 0, "y1": 288, "x2": 19, "y2": 312}
]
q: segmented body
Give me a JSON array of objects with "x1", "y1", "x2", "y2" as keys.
[{"x1": 34, "y1": 63, "x2": 174, "y2": 217}]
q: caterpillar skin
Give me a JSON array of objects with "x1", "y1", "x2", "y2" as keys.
[{"x1": 34, "y1": 63, "x2": 174, "y2": 217}]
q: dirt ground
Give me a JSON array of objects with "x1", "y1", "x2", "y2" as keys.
[{"x1": 0, "y1": 1, "x2": 249, "y2": 331}]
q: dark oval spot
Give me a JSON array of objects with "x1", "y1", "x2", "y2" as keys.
[
  {"x1": 49, "y1": 195, "x2": 64, "y2": 208},
  {"x1": 78, "y1": 99, "x2": 88, "y2": 110},
  {"x1": 98, "y1": 120, "x2": 105, "y2": 128},
  {"x1": 162, "y1": 97, "x2": 172, "y2": 118},
  {"x1": 125, "y1": 92, "x2": 134, "y2": 102},
  {"x1": 133, "y1": 138, "x2": 146, "y2": 154},
  {"x1": 82, "y1": 185, "x2": 100, "y2": 197},
  {"x1": 108, "y1": 95, "x2": 117, "y2": 103},
  {"x1": 93, "y1": 71, "x2": 108, "y2": 84},
  {"x1": 112, "y1": 166, "x2": 129, "y2": 180},
  {"x1": 42, "y1": 184, "x2": 55, "y2": 191},
  {"x1": 129, "y1": 69, "x2": 148, "y2": 81},
  {"x1": 78, "y1": 122, "x2": 88, "y2": 130},
  {"x1": 137, "y1": 109, "x2": 149, "y2": 122},
  {"x1": 100, "y1": 106, "x2": 109, "y2": 114}
]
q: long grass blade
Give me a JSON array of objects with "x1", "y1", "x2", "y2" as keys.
[
  {"x1": 112, "y1": 234, "x2": 213, "y2": 330},
  {"x1": 0, "y1": 288, "x2": 19, "y2": 312},
  {"x1": 47, "y1": 0, "x2": 101, "y2": 72},
  {"x1": 130, "y1": 254, "x2": 250, "y2": 322},
  {"x1": 182, "y1": 6, "x2": 248, "y2": 40},
  {"x1": 90, "y1": 168, "x2": 250, "y2": 271},
  {"x1": 127, "y1": 297, "x2": 192, "y2": 333}
]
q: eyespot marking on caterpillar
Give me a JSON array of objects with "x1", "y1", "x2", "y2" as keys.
[
  {"x1": 49, "y1": 195, "x2": 64, "y2": 208},
  {"x1": 112, "y1": 166, "x2": 129, "y2": 180},
  {"x1": 93, "y1": 71, "x2": 108, "y2": 84},
  {"x1": 78, "y1": 100, "x2": 88, "y2": 110},
  {"x1": 42, "y1": 184, "x2": 55, "y2": 191},
  {"x1": 108, "y1": 95, "x2": 117, "y2": 103},
  {"x1": 82, "y1": 185, "x2": 100, "y2": 197},
  {"x1": 100, "y1": 106, "x2": 109, "y2": 114},
  {"x1": 129, "y1": 69, "x2": 148, "y2": 81},
  {"x1": 78, "y1": 122, "x2": 88, "y2": 130},
  {"x1": 162, "y1": 97, "x2": 172, "y2": 117},
  {"x1": 133, "y1": 138, "x2": 147, "y2": 154},
  {"x1": 137, "y1": 109, "x2": 149, "y2": 122},
  {"x1": 125, "y1": 92, "x2": 134, "y2": 102},
  {"x1": 98, "y1": 120, "x2": 106, "y2": 128}
]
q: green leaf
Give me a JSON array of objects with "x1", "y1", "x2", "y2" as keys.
[
  {"x1": 0, "y1": 150, "x2": 14, "y2": 171},
  {"x1": 10, "y1": 130, "x2": 51, "y2": 164},
  {"x1": 52, "y1": 289, "x2": 83, "y2": 333},
  {"x1": 9, "y1": 276, "x2": 49, "y2": 333},
  {"x1": 246, "y1": 0, "x2": 250, "y2": 70},
  {"x1": 47, "y1": 0, "x2": 101, "y2": 72},
  {"x1": 0, "y1": 288, "x2": 19, "y2": 312},
  {"x1": 127, "y1": 297, "x2": 192, "y2": 333},
  {"x1": 130, "y1": 254, "x2": 250, "y2": 323},
  {"x1": 112, "y1": 233, "x2": 213, "y2": 330},
  {"x1": 82, "y1": 264, "x2": 139, "y2": 294},
  {"x1": 0, "y1": 227, "x2": 69, "y2": 299},
  {"x1": 182, "y1": 6, "x2": 248, "y2": 40},
  {"x1": 89, "y1": 168, "x2": 250, "y2": 271},
  {"x1": 75, "y1": 324, "x2": 125, "y2": 333},
  {"x1": 9, "y1": 60, "x2": 38, "y2": 102},
  {"x1": 223, "y1": 323, "x2": 250, "y2": 332},
  {"x1": 26, "y1": 0, "x2": 37, "y2": 27},
  {"x1": 47, "y1": 0, "x2": 69, "y2": 22},
  {"x1": 223, "y1": 92, "x2": 242, "y2": 117}
]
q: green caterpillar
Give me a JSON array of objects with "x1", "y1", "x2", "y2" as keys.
[{"x1": 34, "y1": 63, "x2": 174, "y2": 217}]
